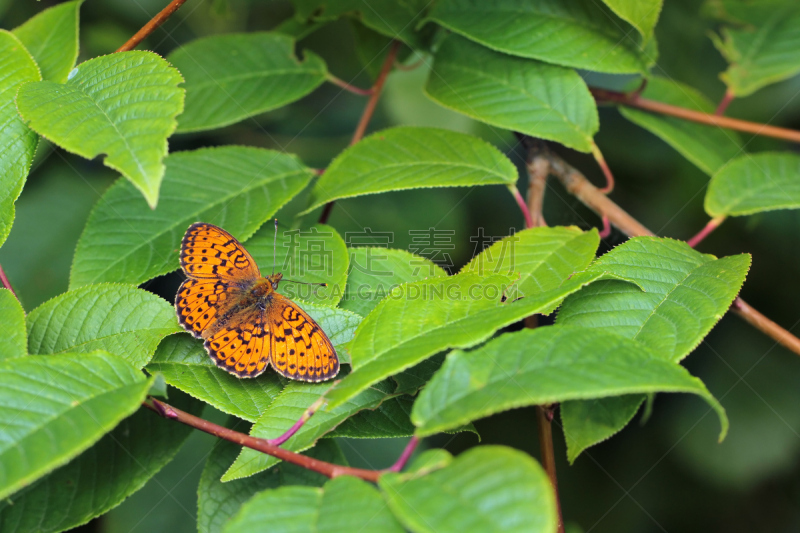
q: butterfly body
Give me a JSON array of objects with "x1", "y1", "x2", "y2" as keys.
[{"x1": 176, "y1": 223, "x2": 339, "y2": 381}]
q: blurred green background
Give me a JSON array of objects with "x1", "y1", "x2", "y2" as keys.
[{"x1": 3, "y1": 0, "x2": 800, "y2": 531}]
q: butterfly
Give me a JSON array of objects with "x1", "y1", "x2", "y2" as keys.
[{"x1": 175, "y1": 222, "x2": 339, "y2": 381}]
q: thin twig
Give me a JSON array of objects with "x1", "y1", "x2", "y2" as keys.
[
  {"x1": 514, "y1": 155, "x2": 564, "y2": 533},
  {"x1": 0, "y1": 264, "x2": 16, "y2": 299},
  {"x1": 144, "y1": 398, "x2": 382, "y2": 482},
  {"x1": 386, "y1": 436, "x2": 419, "y2": 472},
  {"x1": 525, "y1": 144, "x2": 550, "y2": 227},
  {"x1": 591, "y1": 87, "x2": 800, "y2": 144},
  {"x1": 116, "y1": 0, "x2": 190, "y2": 53},
  {"x1": 539, "y1": 146, "x2": 800, "y2": 358},
  {"x1": 325, "y1": 74, "x2": 373, "y2": 96},
  {"x1": 687, "y1": 216, "x2": 726, "y2": 248},
  {"x1": 536, "y1": 405, "x2": 564, "y2": 533},
  {"x1": 318, "y1": 40, "x2": 401, "y2": 224}
]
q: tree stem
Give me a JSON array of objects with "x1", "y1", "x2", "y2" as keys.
[
  {"x1": 510, "y1": 185, "x2": 534, "y2": 229},
  {"x1": 116, "y1": 0, "x2": 190, "y2": 53},
  {"x1": 537, "y1": 144, "x2": 800, "y2": 358},
  {"x1": 144, "y1": 398, "x2": 382, "y2": 482},
  {"x1": 387, "y1": 436, "x2": 419, "y2": 472},
  {"x1": 591, "y1": 87, "x2": 800, "y2": 144},
  {"x1": 319, "y1": 40, "x2": 401, "y2": 224},
  {"x1": 536, "y1": 405, "x2": 564, "y2": 533}
]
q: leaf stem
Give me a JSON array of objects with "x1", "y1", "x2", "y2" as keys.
[
  {"x1": 591, "y1": 144, "x2": 615, "y2": 193},
  {"x1": 319, "y1": 40, "x2": 401, "y2": 224},
  {"x1": 0, "y1": 264, "x2": 16, "y2": 299},
  {"x1": 715, "y1": 89, "x2": 735, "y2": 116},
  {"x1": 590, "y1": 87, "x2": 800, "y2": 144},
  {"x1": 536, "y1": 405, "x2": 564, "y2": 533},
  {"x1": 325, "y1": 73, "x2": 373, "y2": 96},
  {"x1": 535, "y1": 143, "x2": 800, "y2": 357},
  {"x1": 386, "y1": 435, "x2": 419, "y2": 472},
  {"x1": 687, "y1": 216, "x2": 726, "y2": 248},
  {"x1": 510, "y1": 185, "x2": 534, "y2": 229},
  {"x1": 144, "y1": 398, "x2": 382, "y2": 482},
  {"x1": 268, "y1": 395, "x2": 325, "y2": 447},
  {"x1": 116, "y1": 0, "x2": 190, "y2": 53}
]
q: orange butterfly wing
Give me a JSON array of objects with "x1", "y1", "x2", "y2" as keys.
[
  {"x1": 268, "y1": 293, "x2": 339, "y2": 382},
  {"x1": 176, "y1": 222, "x2": 338, "y2": 381},
  {"x1": 180, "y1": 222, "x2": 260, "y2": 281},
  {"x1": 203, "y1": 306, "x2": 271, "y2": 377},
  {"x1": 175, "y1": 278, "x2": 236, "y2": 338}
]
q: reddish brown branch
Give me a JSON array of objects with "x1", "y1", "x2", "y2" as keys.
[
  {"x1": 536, "y1": 405, "x2": 564, "y2": 533},
  {"x1": 591, "y1": 144, "x2": 615, "y2": 193},
  {"x1": 525, "y1": 146, "x2": 550, "y2": 227},
  {"x1": 536, "y1": 145, "x2": 800, "y2": 358},
  {"x1": 591, "y1": 87, "x2": 800, "y2": 144},
  {"x1": 0, "y1": 264, "x2": 15, "y2": 299},
  {"x1": 144, "y1": 398, "x2": 381, "y2": 482},
  {"x1": 319, "y1": 40, "x2": 401, "y2": 224},
  {"x1": 116, "y1": 0, "x2": 190, "y2": 53}
]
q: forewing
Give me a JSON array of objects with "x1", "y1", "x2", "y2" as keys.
[
  {"x1": 204, "y1": 305, "x2": 271, "y2": 377},
  {"x1": 269, "y1": 295, "x2": 339, "y2": 382},
  {"x1": 175, "y1": 278, "x2": 236, "y2": 338},
  {"x1": 180, "y1": 222, "x2": 260, "y2": 281}
]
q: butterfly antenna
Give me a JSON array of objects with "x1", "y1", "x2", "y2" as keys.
[
  {"x1": 282, "y1": 279, "x2": 328, "y2": 287},
  {"x1": 272, "y1": 218, "x2": 278, "y2": 276}
]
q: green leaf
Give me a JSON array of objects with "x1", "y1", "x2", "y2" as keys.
[
  {"x1": 0, "y1": 390, "x2": 200, "y2": 533},
  {"x1": 424, "y1": 0, "x2": 653, "y2": 74},
  {"x1": 0, "y1": 290, "x2": 26, "y2": 361},
  {"x1": 461, "y1": 226, "x2": 599, "y2": 297},
  {"x1": 302, "y1": 127, "x2": 517, "y2": 214},
  {"x1": 380, "y1": 446, "x2": 557, "y2": 533},
  {"x1": 70, "y1": 146, "x2": 312, "y2": 288},
  {"x1": 223, "y1": 379, "x2": 393, "y2": 481},
  {"x1": 342, "y1": 247, "x2": 448, "y2": 317},
  {"x1": 411, "y1": 326, "x2": 728, "y2": 440},
  {"x1": 329, "y1": 396, "x2": 416, "y2": 438},
  {"x1": 27, "y1": 283, "x2": 180, "y2": 369},
  {"x1": 705, "y1": 152, "x2": 800, "y2": 217},
  {"x1": 169, "y1": 32, "x2": 327, "y2": 133},
  {"x1": 0, "y1": 31, "x2": 39, "y2": 249},
  {"x1": 147, "y1": 334, "x2": 283, "y2": 422},
  {"x1": 601, "y1": 0, "x2": 663, "y2": 42},
  {"x1": 710, "y1": 1, "x2": 800, "y2": 97},
  {"x1": 618, "y1": 76, "x2": 743, "y2": 175},
  {"x1": 16, "y1": 52, "x2": 183, "y2": 207},
  {"x1": 12, "y1": 0, "x2": 81, "y2": 82},
  {"x1": 292, "y1": 0, "x2": 431, "y2": 48},
  {"x1": 556, "y1": 237, "x2": 749, "y2": 461},
  {"x1": 325, "y1": 270, "x2": 621, "y2": 409},
  {"x1": 147, "y1": 302, "x2": 360, "y2": 421},
  {"x1": 558, "y1": 237, "x2": 751, "y2": 363},
  {"x1": 225, "y1": 476, "x2": 403, "y2": 533},
  {"x1": 245, "y1": 223, "x2": 349, "y2": 306},
  {"x1": 560, "y1": 395, "x2": 644, "y2": 463},
  {"x1": 199, "y1": 436, "x2": 345, "y2": 533},
  {"x1": 0, "y1": 351, "x2": 151, "y2": 500},
  {"x1": 426, "y1": 35, "x2": 599, "y2": 152}
]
